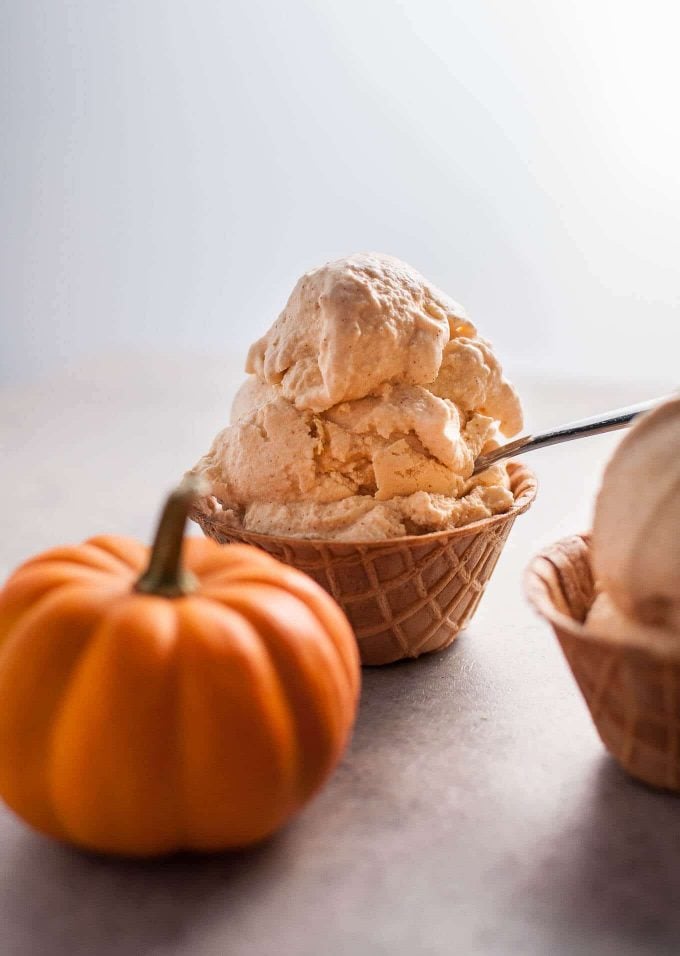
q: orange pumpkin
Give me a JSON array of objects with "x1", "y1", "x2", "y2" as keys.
[{"x1": 0, "y1": 479, "x2": 360, "y2": 856}]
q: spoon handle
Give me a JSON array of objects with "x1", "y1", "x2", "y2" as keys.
[{"x1": 472, "y1": 394, "x2": 674, "y2": 475}]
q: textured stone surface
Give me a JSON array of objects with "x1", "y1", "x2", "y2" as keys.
[{"x1": 0, "y1": 355, "x2": 677, "y2": 956}]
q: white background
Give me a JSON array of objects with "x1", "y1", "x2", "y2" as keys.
[{"x1": 2, "y1": 0, "x2": 679, "y2": 388}]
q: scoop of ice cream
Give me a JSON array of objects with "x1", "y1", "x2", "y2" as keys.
[
  {"x1": 229, "y1": 376, "x2": 277, "y2": 423},
  {"x1": 431, "y1": 336, "x2": 523, "y2": 437},
  {"x1": 191, "y1": 253, "x2": 522, "y2": 540},
  {"x1": 591, "y1": 397, "x2": 680, "y2": 633},
  {"x1": 193, "y1": 384, "x2": 498, "y2": 510},
  {"x1": 224, "y1": 476, "x2": 513, "y2": 541},
  {"x1": 246, "y1": 253, "x2": 475, "y2": 413},
  {"x1": 587, "y1": 592, "x2": 676, "y2": 652}
]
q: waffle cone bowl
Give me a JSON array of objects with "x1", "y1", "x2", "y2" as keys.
[
  {"x1": 191, "y1": 462, "x2": 536, "y2": 666},
  {"x1": 526, "y1": 533, "x2": 680, "y2": 792}
]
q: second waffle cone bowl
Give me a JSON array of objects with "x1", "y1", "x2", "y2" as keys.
[
  {"x1": 525, "y1": 533, "x2": 680, "y2": 792},
  {"x1": 191, "y1": 462, "x2": 537, "y2": 666}
]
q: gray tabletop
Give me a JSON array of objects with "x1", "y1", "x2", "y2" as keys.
[{"x1": 1, "y1": 356, "x2": 678, "y2": 956}]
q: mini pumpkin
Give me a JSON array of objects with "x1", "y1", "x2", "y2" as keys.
[{"x1": 0, "y1": 478, "x2": 360, "y2": 857}]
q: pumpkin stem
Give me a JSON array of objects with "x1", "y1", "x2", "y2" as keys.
[{"x1": 135, "y1": 476, "x2": 206, "y2": 598}]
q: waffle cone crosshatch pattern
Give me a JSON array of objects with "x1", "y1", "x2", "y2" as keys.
[
  {"x1": 192, "y1": 463, "x2": 537, "y2": 665},
  {"x1": 526, "y1": 533, "x2": 680, "y2": 793}
]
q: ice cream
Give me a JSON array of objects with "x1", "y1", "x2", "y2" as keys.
[
  {"x1": 190, "y1": 253, "x2": 523, "y2": 541},
  {"x1": 588, "y1": 396, "x2": 680, "y2": 643},
  {"x1": 586, "y1": 592, "x2": 675, "y2": 651}
]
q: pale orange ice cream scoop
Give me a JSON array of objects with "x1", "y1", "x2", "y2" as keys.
[
  {"x1": 591, "y1": 396, "x2": 680, "y2": 634},
  {"x1": 190, "y1": 252, "x2": 523, "y2": 541},
  {"x1": 246, "y1": 252, "x2": 464, "y2": 413}
]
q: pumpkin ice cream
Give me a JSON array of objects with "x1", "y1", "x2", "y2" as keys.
[
  {"x1": 190, "y1": 253, "x2": 523, "y2": 541},
  {"x1": 589, "y1": 396, "x2": 680, "y2": 640}
]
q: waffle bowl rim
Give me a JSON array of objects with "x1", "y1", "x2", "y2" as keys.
[{"x1": 524, "y1": 531, "x2": 680, "y2": 664}]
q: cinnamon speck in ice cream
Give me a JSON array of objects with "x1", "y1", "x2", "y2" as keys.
[{"x1": 189, "y1": 253, "x2": 523, "y2": 540}]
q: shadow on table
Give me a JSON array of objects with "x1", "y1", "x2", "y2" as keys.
[
  {"x1": 0, "y1": 640, "x2": 480, "y2": 956},
  {"x1": 0, "y1": 825, "x2": 295, "y2": 956},
  {"x1": 516, "y1": 757, "x2": 680, "y2": 954},
  {"x1": 355, "y1": 638, "x2": 476, "y2": 730}
]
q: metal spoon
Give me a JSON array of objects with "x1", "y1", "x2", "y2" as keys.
[{"x1": 472, "y1": 394, "x2": 674, "y2": 476}]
